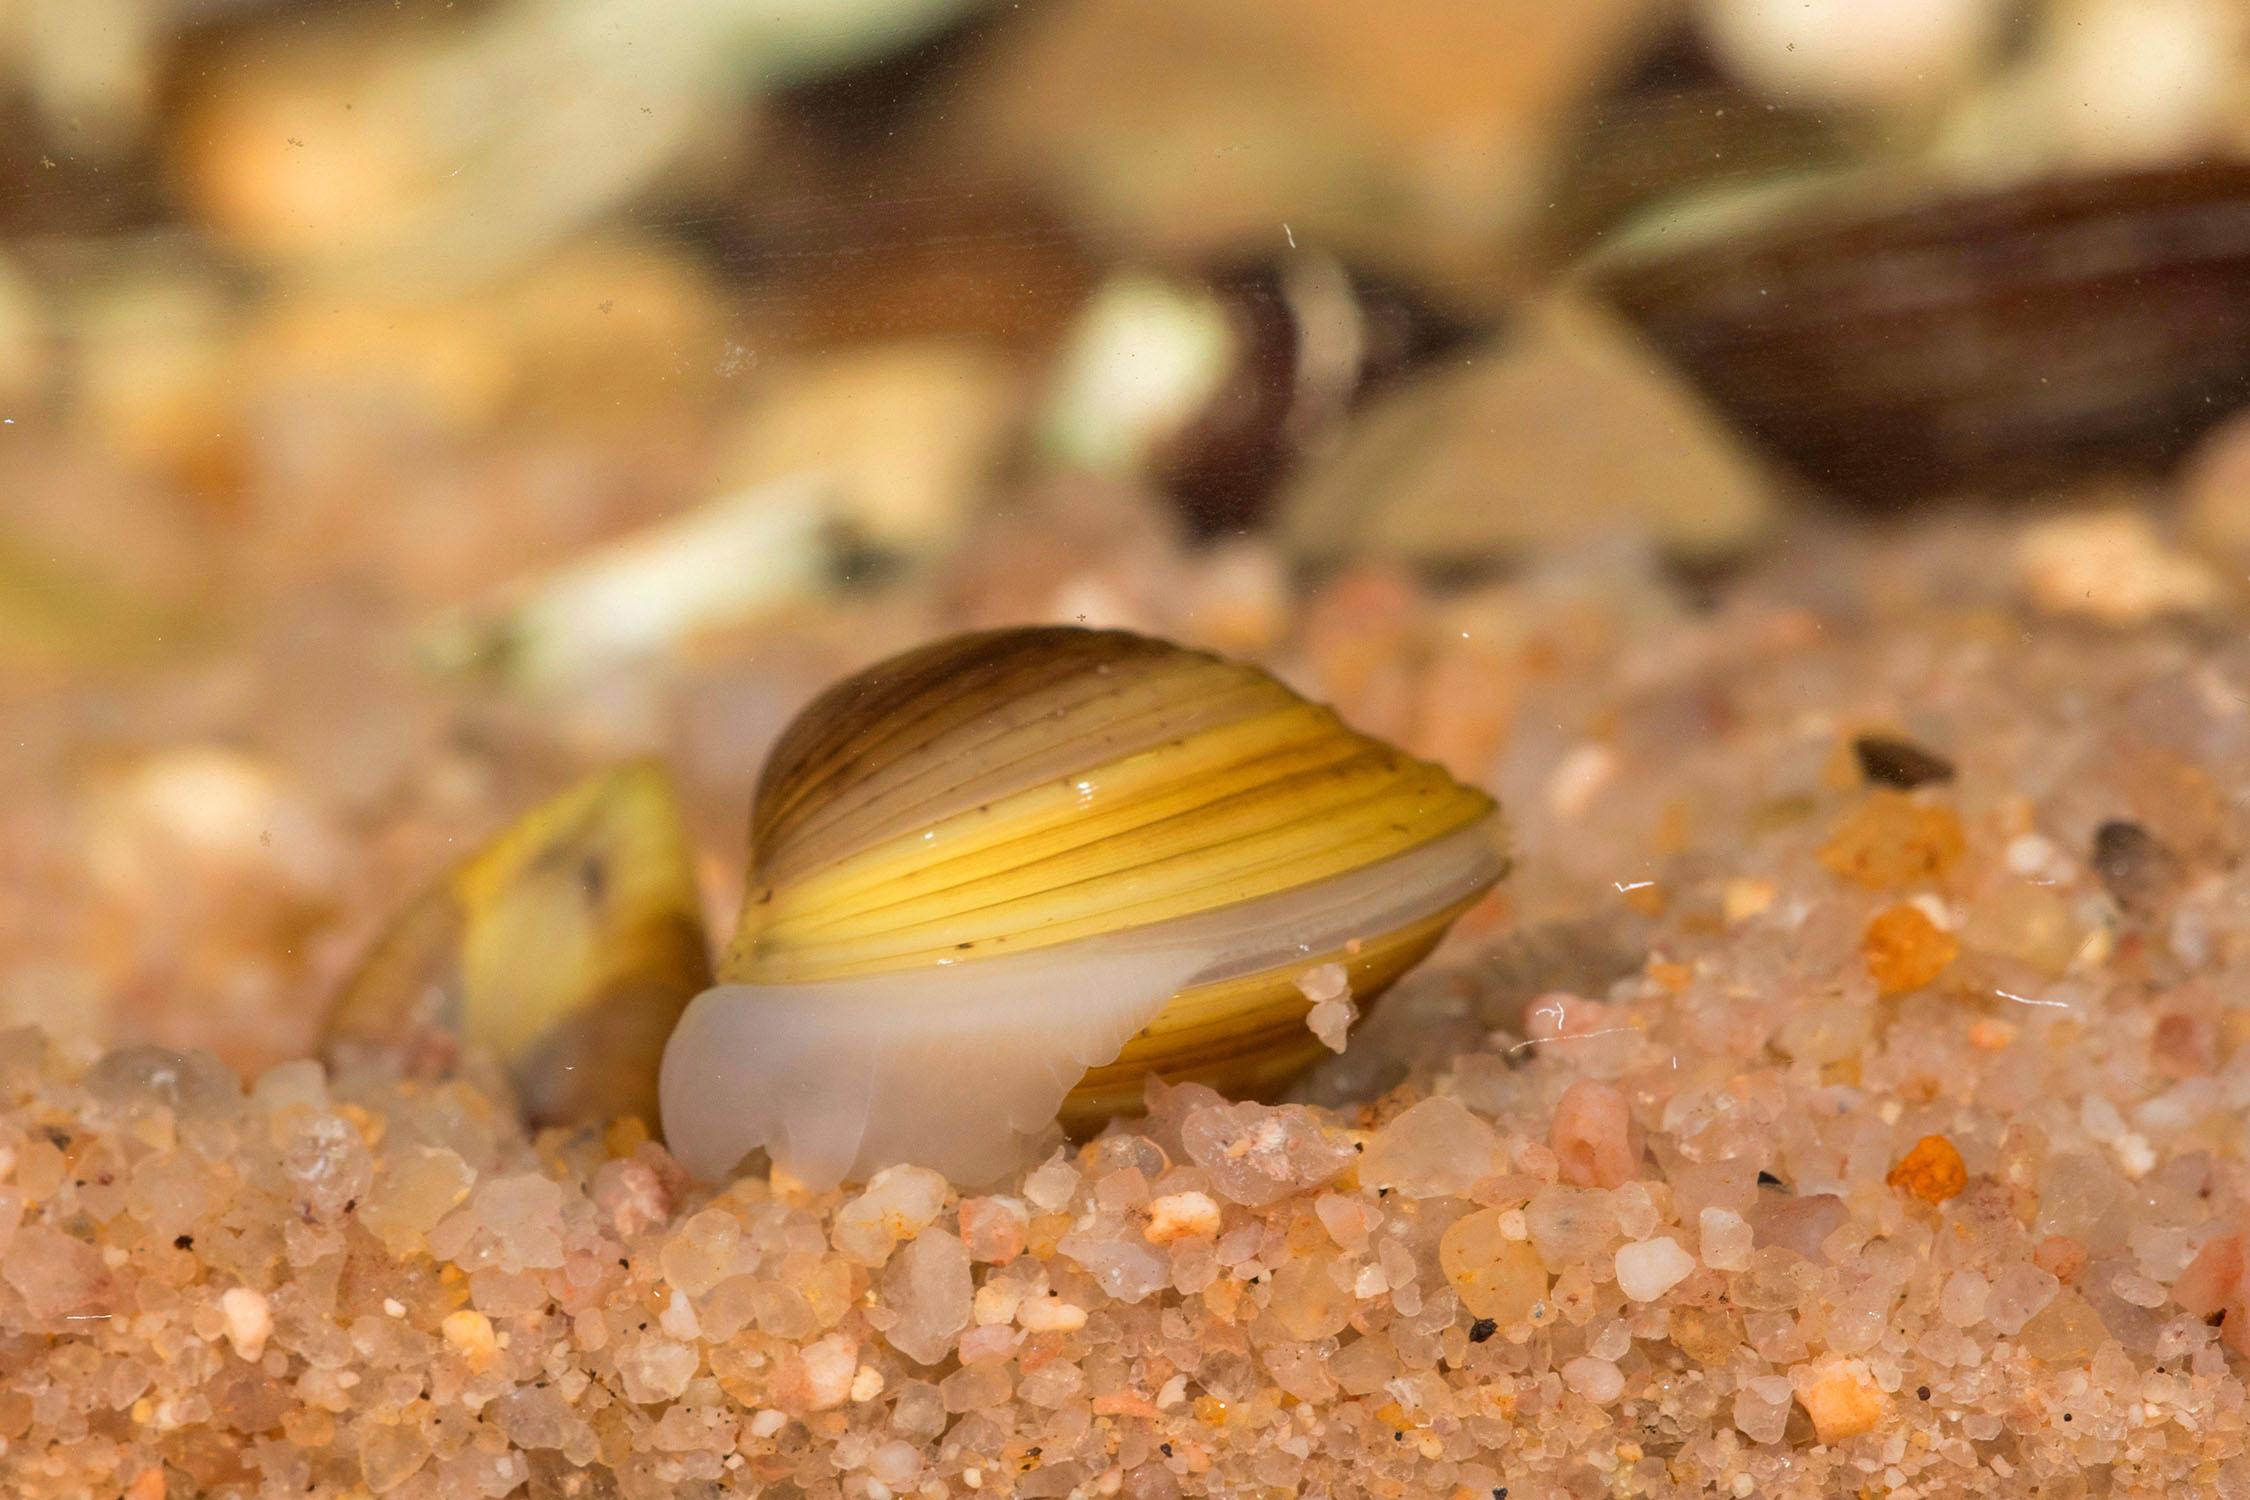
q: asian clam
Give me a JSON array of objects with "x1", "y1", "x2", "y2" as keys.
[{"x1": 324, "y1": 625, "x2": 1507, "y2": 1189}]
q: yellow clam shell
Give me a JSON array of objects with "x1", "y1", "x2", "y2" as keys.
[
  {"x1": 663, "y1": 626, "x2": 1506, "y2": 1186},
  {"x1": 324, "y1": 762, "x2": 711, "y2": 1127}
]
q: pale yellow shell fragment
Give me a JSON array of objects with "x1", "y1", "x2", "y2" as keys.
[{"x1": 324, "y1": 762, "x2": 711, "y2": 1128}]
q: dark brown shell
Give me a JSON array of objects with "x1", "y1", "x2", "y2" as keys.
[{"x1": 1593, "y1": 163, "x2": 2250, "y2": 502}]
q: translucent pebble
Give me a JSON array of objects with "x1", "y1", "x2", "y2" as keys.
[
  {"x1": 660, "y1": 1209, "x2": 746, "y2": 1295},
  {"x1": 749, "y1": 1279, "x2": 820, "y2": 1340},
  {"x1": 1615, "y1": 1236, "x2": 1695, "y2": 1302},
  {"x1": 1331, "y1": 1335, "x2": 1399, "y2": 1397},
  {"x1": 85, "y1": 1045, "x2": 243, "y2": 1122},
  {"x1": 695, "y1": 1275, "x2": 762, "y2": 1341},
  {"x1": 882, "y1": 1229, "x2": 973, "y2": 1365},
  {"x1": 1773, "y1": 999, "x2": 1876, "y2": 1072},
  {"x1": 958, "y1": 1324, "x2": 1020, "y2": 1364},
  {"x1": 1749, "y1": 1192, "x2": 1849, "y2": 1260},
  {"x1": 659, "y1": 1288, "x2": 700, "y2": 1340},
  {"x1": 1022, "y1": 1155, "x2": 1082, "y2": 1212},
  {"x1": 1360, "y1": 1098, "x2": 1507, "y2": 1198},
  {"x1": 588, "y1": 1157, "x2": 671, "y2": 1237},
  {"x1": 958, "y1": 1195, "x2": 1031, "y2": 1264},
  {"x1": 1125, "y1": 1461, "x2": 1185, "y2": 1500},
  {"x1": 126, "y1": 1153, "x2": 213, "y2": 1242},
  {"x1": 2125, "y1": 1219, "x2": 2193, "y2": 1290},
  {"x1": 1561, "y1": 1355, "x2": 1624, "y2": 1404},
  {"x1": 1305, "y1": 996, "x2": 1357, "y2": 1053},
  {"x1": 1825, "y1": 1277, "x2": 1899, "y2": 1356},
  {"x1": 1987, "y1": 1261, "x2": 2060, "y2": 1336},
  {"x1": 1170, "y1": 1240, "x2": 1218, "y2": 1295},
  {"x1": 1612, "y1": 1182, "x2": 1660, "y2": 1240},
  {"x1": 2080, "y1": 1093, "x2": 2127, "y2": 1143},
  {"x1": 1963, "y1": 880, "x2": 2082, "y2": 977},
  {"x1": 1059, "y1": 1220, "x2": 1171, "y2": 1302},
  {"x1": 1735, "y1": 1248, "x2": 1817, "y2": 1311},
  {"x1": 1181, "y1": 1102, "x2": 1354, "y2": 1206},
  {"x1": 495, "y1": 1385, "x2": 574, "y2": 1449},
  {"x1": 1216, "y1": 1222, "x2": 1263, "y2": 1266},
  {"x1": 1095, "y1": 1167, "x2": 1151, "y2": 1212},
  {"x1": 1699, "y1": 1207, "x2": 1754, "y2": 1271},
  {"x1": 890, "y1": 1380, "x2": 946, "y2": 1438},
  {"x1": 778, "y1": 1333, "x2": 859, "y2": 1413},
  {"x1": 1263, "y1": 1255, "x2": 1354, "y2": 1341},
  {"x1": 1314, "y1": 1193, "x2": 1381, "y2": 1254},
  {"x1": 3, "y1": 1224, "x2": 106, "y2": 1318},
  {"x1": 1083, "y1": 1133, "x2": 1169, "y2": 1183},
  {"x1": 616, "y1": 1336, "x2": 697, "y2": 1402},
  {"x1": 1264, "y1": 1339, "x2": 1338, "y2": 1403},
  {"x1": 1439, "y1": 1208, "x2": 1548, "y2": 1322},
  {"x1": 357, "y1": 1421, "x2": 430, "y2": 1494},
  {"x1": 2034, "y1": 1234, "x2": 2088, "y2": 1284},
  {"x1": 1526, "y1": 1185, "x2": 1620, "y2": 1265},
  {"x1": 1379, "y1": 1236, "x2": 1417, "y2": 1291},
  {"x1": 449, "y1": 1447, "x2": 529, "y2": 1495},
  {"x1": 869, "y1": 1440, "x2": 924, "y2": 1489},
  {"x1": 1295, "y1": 962, "x2": 1349, "y2": 1004},
  {"x1": 1733, "y1": 1375, "x2": 1793, "y2": 1444},
  {"x1": 835, "y1": 1165, "x2": 951, "y2": 1265},
  {"x1": 253, "y1": 1058, "x2": 331, "y2": 1114},
  {"x1": 279, "y1": 1112, "x2": 374, "y2": 1223},
  {"x1": 940, "y1": 1361, "x2": 1012, "y2": 1412},
  {"x1": 1018, "y1": 1358, "x2": 1086, "y2": 1407},
  {"x1": 2037, "y1": 1150, "x2": 2120, "y2": 1243},
  {"x1": 972, "y1": 1280, "x2": 1023, "y2": 1326},
  {"x1": 2020, "y1": 1288, "x2": 2107, "y2": 1363},
  {"x1": 443, "y1": 1173, "x2": 567, "y2": 1272},
  {"x1": 14, "y1": 1140, "x2": 63, "y2": 1200},
  {"x1": 1551, "y1": 1080, "x2": 1637, "y2": 1189},
  {"x1": 466, "y1": 1267, "x2": 544, "y2": 1319},
  {"x1": 1588, "y1": 1319, "x2": 1632, "y2": 1361}
]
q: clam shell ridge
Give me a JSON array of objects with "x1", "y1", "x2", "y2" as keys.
[{"x1": 660, "y1": 626, "x2": 1506, "y2": 1187}]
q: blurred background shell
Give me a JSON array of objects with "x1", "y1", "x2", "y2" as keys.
[
  {"x1": 723, "y1": 625, "x2": 1506, "y2": 1128},
  {"x1": 1591, "y1": 162, "x2": 2250, "y2": 504}
]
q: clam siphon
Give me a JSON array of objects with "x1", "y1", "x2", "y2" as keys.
[{"x1": 660, "y1": 625, "x2": 1508, "y2": 1189}]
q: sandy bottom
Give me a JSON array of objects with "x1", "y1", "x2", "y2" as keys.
[{"x1": 6, "y1": 517, "x2": 2250, "y2": 1498}]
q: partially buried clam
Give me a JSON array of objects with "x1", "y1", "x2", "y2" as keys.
[
  {"x1": 322, "y1": 627, "x2": 1506, "y2": 1189},
  {"x1": 658, "y1": 625, "x2": 1507, "y2": 1189}
]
